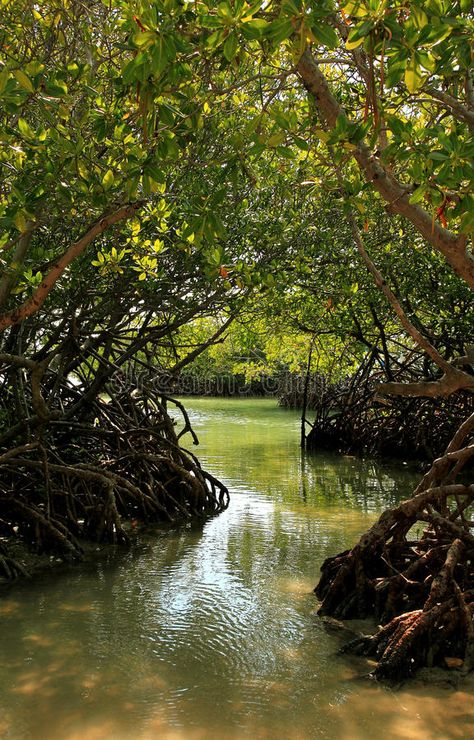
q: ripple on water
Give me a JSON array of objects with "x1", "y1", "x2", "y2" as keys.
[{"x1": 0, "y1": 399, "x2": 466, "y2": 740}]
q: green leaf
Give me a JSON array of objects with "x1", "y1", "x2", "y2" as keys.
[
  {"x1": 263, "y1": 19, "x2": 293, "y2": 43},
  {"x1": 437, "y1": 132, "x2": 454, "y2": 152},
  {"x1": 102, "y1": 169, "x2": 115, "y2": 190},
  {"x1": 217, "y1": 2, "x2": 233, "y2": 22},
  {"x1": 13, "y1": 211, "x2": 27, "y2": 232},
  {"x1": 243, "y1": 18, "x2": 270, "y2": 32},
  {"x1": 267, "y1": 131, "x2": 286, "y2": 147},
  {"x1": 417, "y1": 51, "x2": 436, "y2": 73},
  {"x1": 18, "y1": 117, "x2": 34, "y2": 138},
  {"x1": 343, "y1": 1, "x2": 368, "y2": 19},
  {"x1": 223, "y1": 32, "x2": 238, "y2": 61},
  {"x1": 424, "y1": 21, "x2": 452, "y2": 45},
  {"x1": 282, "y1": 0, "x2": 302, "y2": 14},
  {"x1": 145, "y1": 164, "x2": 165, "y2": 183},
  {"x1": 0, "y1": 69, "x2": 10, "y2": 95},
  {"x1": 428, "y1": 151, "x2": 449, "y2": 161},
  {"x1": 311, "y1": 23, "x2": 339, "y2": 49},
  {"x1": 133, "y1": 31, "x2": 157, "y2": 48},
  {"x1": 242, "y1": 1, "x2": 263, "y2": 20},
  {"x1": 408, "y1": 184, "x2": 427, "y2": 204},
  {"x1": 411, "y1": 6, "x2": 429, "y2": 29},
  {"x1": 122, "y1": 59, "x2": 138, "y2": 85},
  {"x1": 206, "y1": 29, "x2": 226, "y2": 50},
  {"x1": 405, "y1": 55, "x2": 423, "y2": 94},
  {"x1": 13, "y1": 69, "x2": 34, "y2": 92},
  {"x1": 276, "y1": 145, "x2": 295, "y2": 159},
  {"x1": 45, "y1": 79, "x2": 68, "y2": 97},
  {"x1": 293, "y1": 136, "x2": 310, "y2": 151},
  {"x1": 385, "y1": 58, "x2": 407, "y2": 87},
  {"x1": 335, "y1": 114, "x2": 348, "y2": 135},
  {"x1": 201, "y1": 15, "x2": 222, "y2": 29},
  {"x1": 346, "y1": 21, "x2": 372, "y2": 50},
  {"x1": 386, "y1": 115, "x2": 406, "y2": 138}
]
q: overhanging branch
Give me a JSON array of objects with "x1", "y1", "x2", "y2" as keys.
[
  {"x1": 296, "y1": 49, "x2": 474, "y2": 290},
  {"x1": 0, "y1": 202, "x2": 144, "y2": 332}
]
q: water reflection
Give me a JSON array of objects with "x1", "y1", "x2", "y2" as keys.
[
  {"x1": 0, "y1": 398, "x2": 471, "y2": 739},
  {"x1": 181, "y1": 398, "x2": 417, "y2": 513}
]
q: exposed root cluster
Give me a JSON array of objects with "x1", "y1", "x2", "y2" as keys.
[
  {"x1": 315, "y1": 412, "x2": 474, "y2": 681},
  {"x1": 0, "y1": 391, "x2": 228, "y2": 578},
  {"x1": 302, "y1": 363, "x2": 473, "y2": 461}
]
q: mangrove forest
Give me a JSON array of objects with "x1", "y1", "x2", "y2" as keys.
[{"x1": 0, "y1": 0, "x2": 473, "y2": 736}]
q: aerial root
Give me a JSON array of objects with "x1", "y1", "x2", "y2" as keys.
[
  {"x1": 315, "y1": 413, "x2": 474, "y2": 680},
  {"x1": 0, "y1": 391, "x2": 228, "y2": 577}
]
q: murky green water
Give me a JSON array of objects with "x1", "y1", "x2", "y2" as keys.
[{"x1": 0, "y1": 398, "x2": 472, "y2": 739}]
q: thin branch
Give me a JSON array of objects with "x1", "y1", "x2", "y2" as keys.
[
  {"x1": 425, "y1": 86, "x2": 474, "y2": 129},
  {"x1": 296, "y1": 48, "x2": 474, "y2": 289},
  {"x1": 0, "y1": 224, "x2": 35, "y2": 311},
  {"x1": 0, "y1": 202, "x2": 144, "y2": 332},
  {"x1": 345, "y1": 210, "x2": 474, "y2": 398},
  {"x1": 169, "y1": 313, "x2": 236, "y2": 376}
]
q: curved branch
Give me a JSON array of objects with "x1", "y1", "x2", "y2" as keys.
[
  {"x1": 342, "y1": 208, "x2": 474, "y2": 399},
  {"x1": 425, "y1": 86, "x2": 474, "y2": 129},
  {"x1": 0, "y1": 202, "x2": 144, "y2": 332},
  {"x1": 378, "y1": 372, "x2": 474, "y2": 398},
  {"x1": 169, "y1": 313, "x2": 236, "y2": 376},
  {"x1": 0, "y1": 223, "x2": 34, "y2": 311},
  {"x1": 346, "y1": 211, "x2": 452, "y2": 372},
  {"x1": 297, "y1": 49, "x2": 474, "y2": 289}
]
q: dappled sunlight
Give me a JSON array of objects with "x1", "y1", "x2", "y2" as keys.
[
  {"x1": 58, "y1": 603, "x2": 97, "y2": 613},
  {"x1": 0, "y1": 600, "x2": 20, "y2": 616},
  {"x1": 0, "y1": 400, "x2": 470, "y2": 738},
  {"x1": 11, "y1": 672, "x2": 58, "y2": 698},
  {"x1": 141, "y1": 722, "x2": 211, "y2": 740},
  {"x1": 56, "y1": 720, "x2": 125, "y2": 740},
  {"x1": 334, "y1": 683, "x2": 474, "y2": 740},
  {"x1": 80, "y1": 673, "x2": 102, "y2": 691},
  {"x1": 54, "y1": 640, "x2": 82, "y2": 657},
  {"x1": 23, "y1": 633, "x2": 54, "y2": 647},
  {"x1": 274, "y1": 575, "x2": 316, "y2": 595},
  {"x1": 47, "y1": 663, "x2": 77, "y2": 679},
  {"x1": 0, "y1": 714, "x2": 14, "y2": 739},
  {"x1": 278, "y1": 645, "x2": 302, "y2": 662},
  {"x1": 136, "y1": 674, "x2": 168, "y2": 691}
]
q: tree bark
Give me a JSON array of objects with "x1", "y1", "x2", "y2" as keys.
[
  {"x1": 296, "y1": 49, "x2": 474, "y2": 289},
  {"x1": 0, "y1": 202, "x2": 144, "y2": 332}
]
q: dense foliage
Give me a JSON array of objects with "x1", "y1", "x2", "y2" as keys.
[{"x1": 1, "y1": 0, "x2": 473, "y2": 680}]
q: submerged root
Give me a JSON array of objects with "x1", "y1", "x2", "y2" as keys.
[{"x1": 315, "y1": 413, "x2": 474, "y2": 681}]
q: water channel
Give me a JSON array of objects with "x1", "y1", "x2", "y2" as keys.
[{"x1": 0, "y1": 398, "x2": 472, "y2": 739}]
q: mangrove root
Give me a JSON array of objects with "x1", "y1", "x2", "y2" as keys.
[
  {"x1": 0, "y1": 389, "x2": 229, "y2": 578},
  {"x1": 315, "y1": 412, "x2": 474, "y2": 681}
]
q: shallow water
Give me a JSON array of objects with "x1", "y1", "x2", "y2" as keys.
[{"x1": 0, "y1": 397, "x2": 472, "y2": 739}]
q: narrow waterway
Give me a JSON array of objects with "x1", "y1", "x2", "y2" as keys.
[{"x1": 0, "y1": 398, "x2": 472, "y2": 739}]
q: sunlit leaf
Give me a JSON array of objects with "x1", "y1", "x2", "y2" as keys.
[
  {"x1": 102, "y1": 169, "x2": 115, "y2": 190},
  {"x1": 405, "y1": 55, "x2": 423, "y2": 93},
  {"x1": 13, "y1": 69, "x2": 34, "y2": 92}
]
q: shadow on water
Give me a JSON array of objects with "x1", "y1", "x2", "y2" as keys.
[{"x1": 0, "y1": 397, "x2": 472, "y2": 739}]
